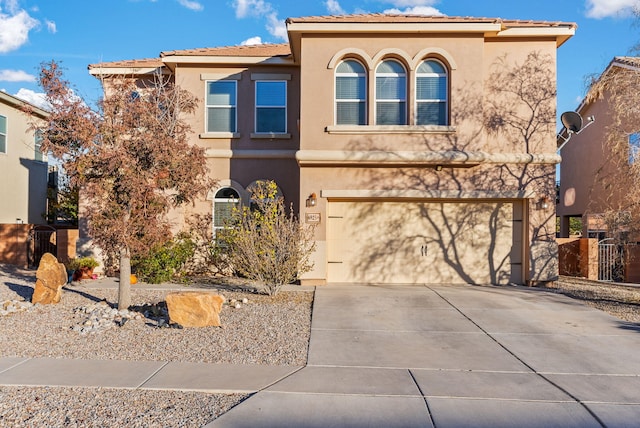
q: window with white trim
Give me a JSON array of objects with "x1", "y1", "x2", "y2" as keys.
[
  {"x1": 34, "y1": 129, "x2": 44, "y2": 162},
  {"x1": 629, "y1": 132, "x2": 640, "y2": 164},
  {"x1": 255, "y1": 80, "x2": 287, "y2": 134},
  {"x1": 0, "y1": 114, "x2": 6, "y2": 153},
  {"x1": 206, "y1": 81, "x2": 237, "y2": 133},
  {"x1": 335, "y1": 60, "x2": 366, "y2": 125},
  {"x1": 416, "y1": 60, "x2": 448, "y2": 126},
  {"x1": 375, "y1": 60, "x2": 407, "y2": 125},
  {"x1": 213, "y1": 187, "x2": 240, "y2": 232}
]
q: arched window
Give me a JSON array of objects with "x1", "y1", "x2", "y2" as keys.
[
  {"x1": 416, "y1": 59, "x2": 448, "y2": 126},
  {"x1": 375, "y1": 60, "x2": 407, "y2": 125},
  {"x1": 213, "y1": 187, "x2": 240, "y2": 233},
  {"x1": 335, "y1": 60, "x2": 367, "y2": 125}
]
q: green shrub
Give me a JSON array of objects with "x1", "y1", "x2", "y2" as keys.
[
  {"x1": 133, "y1": 235, "x2": 195, "y2": 284},
  {"x1": 65, "y1": 256, "x2": 99, "y2": 271}
]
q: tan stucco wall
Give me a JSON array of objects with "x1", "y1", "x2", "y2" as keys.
[
  {"x1": 0, "y1": 100, "x2": 48, "y2": 224},
  {"x1": 296, "y1": 34, "x2": 559, "y2": 283}
]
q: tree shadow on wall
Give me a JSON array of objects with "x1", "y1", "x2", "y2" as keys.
[{"x1": 332, "y1": 51, "x2": 558, "y2": 285}]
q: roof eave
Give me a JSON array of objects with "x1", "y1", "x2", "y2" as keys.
[
  {"x1": 0, "y1": 91, "x2": 49, "y2": 119},
  {"x1": 88, "y1": 66, "x2": 167, "y2": 76},
  {"x1": 161, "y1": 55, "x2": 295, "y2": 66}
]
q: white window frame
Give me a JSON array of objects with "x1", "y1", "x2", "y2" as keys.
[
  {"x1": 34, "y1": 129, "x2": 44, "y2": 162},
  {"x1": 415, "y1": 59, "x2": 448, "y2": 126},
  {"x1": 375, "y1": 60, "x2": 407, "y2": 126},
  {"x1": 205, "y1": 80, "x2": 237, "y2": 133},
  {"x1": 213, "y1": 187, "x2": 241, "y2": 236},
  {"x1": 0, "y1": 114, "x2": 6, "y2": 154},
  {"x1": 335, "y1": 59, "x2": 367, "y2": 125},
  {"x1": 254, "y1": 80, "x2": 287, "y2": 134}
]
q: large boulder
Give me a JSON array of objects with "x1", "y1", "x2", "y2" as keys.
[
  {"x1": 32, "y1": 253, "x2": 68, "y2": 304},
  {"x1": 165, "y1": 291, "x2": 225, "y2": 327}
]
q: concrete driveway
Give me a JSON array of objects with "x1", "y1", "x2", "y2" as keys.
[{"x1": 208, "y1": 284, "x2": 640, "y2": 427}]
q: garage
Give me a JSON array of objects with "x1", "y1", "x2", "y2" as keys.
[{"x1": 326, "y1": 200, "x2": 524, "y2": 285}]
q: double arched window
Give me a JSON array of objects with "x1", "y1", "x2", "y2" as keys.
[
  {"x1": 334, "y1": 55, "x2": 450, "y2": 127},
  {"x1": 335, "y1": 60, "x2": 367, "y2": 125}
]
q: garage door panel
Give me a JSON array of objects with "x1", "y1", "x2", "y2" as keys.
[{"x1": 327, "y1": 201, "x2": 521, "y2": 285}]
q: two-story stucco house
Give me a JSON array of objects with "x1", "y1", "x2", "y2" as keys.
[
  {"x1": 557, "y1": 57, "x2": 639, "y2": 241},
  {"x1": 89, "y1": 14, "x2": 575, "y2": 286},
  {"x1": 0, "y1": 91, "x2": 49, "y2": 225}
]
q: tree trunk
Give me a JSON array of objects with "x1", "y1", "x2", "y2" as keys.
[{"x1": 118, "y1": 247, "x2": 131, "y2": 310}]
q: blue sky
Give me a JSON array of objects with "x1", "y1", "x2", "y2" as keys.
[{"x1": 1, "y1": 0, "x2": 639, "y2": 117}]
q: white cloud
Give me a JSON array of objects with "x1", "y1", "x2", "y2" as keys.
[
  {"x1": 383, "y1": 6, "x2": 444, "y2": 15},
  {"x1": 325, "y1": 0, "x2": 346, "y2": 14},
  {"x1": 266, "y1": 13, "x2": 287, "y2": 40},
  {"x1": 0, "y1": 1, "x2": 39, "y2": 53},
  {"x1": 14, "y1": 88, "x2": 49, "y2": 109},
  {"x1": 177, "y1": 0, "x2": 203, "y2": 11},
  {"x1": 0, "y1": 69, "x2": 36, "y2": 82},
  {"x1": 232, "y1": 0, "x2": 287, "y2": 41},
  {"x1": 233, "y1": 0, "x2": 271, "y2": 18},
  {"x1": 585, "y1": 0, "x2": 640, "y2": 18},
  {"x1": 241, "y1": 36, "x2": 263, "y2": 45},
  {"x1": 45, "y1": 19, "x2": 56, "y2": 33}
]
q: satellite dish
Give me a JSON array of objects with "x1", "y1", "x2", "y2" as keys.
[
  {"x1": 557, "y1": 111, "x2": 595, "y2": 152},
  {"x1": 561, "y1": 111, "x2": 583, "y2": 133}
]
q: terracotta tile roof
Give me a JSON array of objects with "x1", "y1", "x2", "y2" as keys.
[
  {"x1": 88, "y1": 58, "x2": 163, "y2": 70},
  {"x1": 286, "y1": 13, "x2": 576, "y2": 29},
  {"x1": 161, "y1": 43, "x2": 291, "y2": 58},
  {"x1": 613, "y1": 56, "x2": 640, "y2": 67}
]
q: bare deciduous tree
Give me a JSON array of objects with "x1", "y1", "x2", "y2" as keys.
[
  {"x1": 585, "y1": 58, "x2": 640, "y2": 243},
  {"x1": 31, "y1": 61, "x2": 211, "y2": 309}
]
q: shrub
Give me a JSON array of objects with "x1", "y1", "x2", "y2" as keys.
[
  {"x1": 133, "y1": 235, "x2": 195, "y2": 284},
  {"x1": 65, "y1": 256, "x2": 99, "y2": 271},
  {"x1": 219, "y1": 180, "x2": 316, "y2": 295}
]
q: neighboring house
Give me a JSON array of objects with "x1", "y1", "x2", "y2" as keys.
[
  {"x1": 557, "y1": 57, "x2": 639, "y2": 240},
  {"x1": 0, "y1": 91, "x2": 49, "y2": 224},
  {"x1": 89, "y1": 14, "x2": 575, "y2": 286}
]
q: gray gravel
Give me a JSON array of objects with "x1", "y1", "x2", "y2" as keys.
[
  {"x1": 0, "y1": 386, "x2": 246, "y2": 428},
  {"x1": 0, "y1": 265, "x2": 313, "y2": 427}
]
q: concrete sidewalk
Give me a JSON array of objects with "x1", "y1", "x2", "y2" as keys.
[
  {"x1": 2, "y1": 283, "x2": 640, "y2": 427},
  {"x1": 208, "y1": 284, "x2": 640, "y2": 428}
]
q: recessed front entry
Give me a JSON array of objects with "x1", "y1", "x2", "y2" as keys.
[{"x1": 326, "y1": 200, "x2": 523, "y2": 285}]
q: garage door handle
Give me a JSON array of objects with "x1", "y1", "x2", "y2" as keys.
[{"x1": 421, "y1": 245, "x2": 427, "y2": 257}]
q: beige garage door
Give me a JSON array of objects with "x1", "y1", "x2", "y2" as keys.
[{"x1": 327, "y1": 200, "x2": 523, "y2": 285}]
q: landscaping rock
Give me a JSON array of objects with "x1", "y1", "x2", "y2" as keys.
[
  {"x1": 32, "y1": 253, "x2": 67, "y2": 305},
  {"x1": 165, "y1": 291, "x2": 225, "y2": 327}
]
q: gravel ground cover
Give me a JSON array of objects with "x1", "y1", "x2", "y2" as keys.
[
  {"x1": 544, "y1": 276, "x2": 640, "y2": 323},
  {"x1": 0, "y1": 264, "x2": 312, "y2": 427}
]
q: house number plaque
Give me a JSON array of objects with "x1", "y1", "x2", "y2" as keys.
[{"x1": 306, "y1": 213, "x2": 321, "y2": 224}]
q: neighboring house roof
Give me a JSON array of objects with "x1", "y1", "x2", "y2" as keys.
[{"x1": 0, "y1": 90, "x2": 49, "y2": 120}]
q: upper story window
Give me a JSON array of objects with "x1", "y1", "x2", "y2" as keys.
[
  {"x1": 629, "y1": 132, "x2": 640, "y2": 165},
  {"x1": 376, "y1": 60, "x2": 407, "y2": 125},
  {"x1": 416, "y1": 60, "x2": 448, "y2": 126},
  {"x1": 206, "y1": 81, "x2": 236, "y2": 133},
  {"x1": 34, "y1": 129, "x2": 44, "y2": 162},
  {"x1": 255, "y1": 81, "x2": 287, "y2": 134},
  {"x1": 335, "y1": 60, "x2": 366, "y2": 125},
  {"x1": 0, "y1": 114, "x2": 6, "y2": 154}
]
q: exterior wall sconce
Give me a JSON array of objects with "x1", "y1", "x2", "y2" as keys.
[
  {"x1": 435, "y1": 165, "x2": 443, "y2": 171},
  {"x1": 537, "y1": 196, "x2": 550, "y2": 210},
  {"x1": 306, "y1": 193, "x2": 317, "y2": 207}
]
